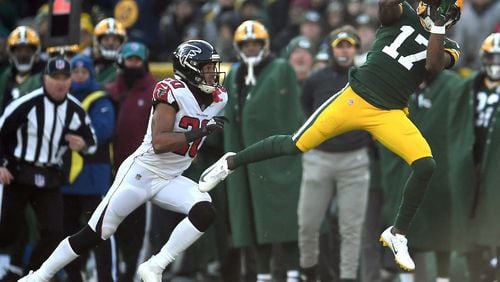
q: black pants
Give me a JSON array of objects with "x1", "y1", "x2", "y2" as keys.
[
  {"x1": 63, "y1": 194, "x2": 115, "y2": 282},
  {"x1": 0, "y1": 182, "x2": 63, "y2": 271}
]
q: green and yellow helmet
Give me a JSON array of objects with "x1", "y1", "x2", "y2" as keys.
[
  {"x1": 480, "y1": 33, "x2": 500, "y2": 81},
  {"x1": 93, "y1": 18, "x2": 127, "y2": 60},
  {"x1": 233, "y1": 20, "x2": 270, "y2": 65},
  {"x1": 7, "y1": 26, "x2": 41, "y2": 73}
]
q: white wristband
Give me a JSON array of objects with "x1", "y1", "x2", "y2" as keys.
[{"x1": 430, "y1": 25, "x2": 446, "y2": 35}]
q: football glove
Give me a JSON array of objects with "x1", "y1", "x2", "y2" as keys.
[
  {"x1": 203, "y1": 116, "x2": 228, "y2": 135},
  {"x1": 436, "y1": 0, "x2": 461, "y2": 28},
  {"x1": 185, "y1": 116, "x2": 229, "y2": 143}
]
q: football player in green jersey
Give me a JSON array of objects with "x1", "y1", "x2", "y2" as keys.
[
  {"x1": 199, "y1": 0, "x2": 462, "y2": 272},
  {"x1": 447, "y1": 33, "x2": 500, "y2": 282}
]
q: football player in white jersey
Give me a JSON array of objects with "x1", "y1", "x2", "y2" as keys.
[{"x1": 18, "y1": 40, "x2": 228, "y2": 282}]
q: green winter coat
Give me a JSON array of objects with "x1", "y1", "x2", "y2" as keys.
[
  {"x1": 96, "y1": 65, "x2": 118, "y2": 85},
  {"x1": 380, "y1": 70, "x2": 464, "y2": 251},
  {"x1": 448, "y1": 72, "x2": 500, "y2": 248},
  {"x1": 223, "y1": 59, "x2": 304, "y2": 247},
  {"x1": 0, "y1": 66, "x2": 42, "y2": 111}
]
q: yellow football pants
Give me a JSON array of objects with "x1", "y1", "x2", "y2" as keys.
[{"x1": 293, "y1": 85, "x2": 432, "y2": 164}]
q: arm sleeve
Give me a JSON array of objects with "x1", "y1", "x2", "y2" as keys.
[{"x1": 444, "y1": 38, "x2": 462, "y2": 69}]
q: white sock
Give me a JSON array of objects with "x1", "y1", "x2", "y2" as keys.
[
  {"x1": 286, "y1": 270, "x2": 300, "y2": 282},
  {"x1": 257, "y1": 273, "x2": 272, "y2": 282},
  {"x1": 436, "y1": 277, "x2": 450, "y2": 282},
  {"x1": 38, "y1": 237, "x2": 79, "y2": 280},
  {"x1": 150, "y1": 217, "x2": 203, "y2": 271},
  {"x1": 399, "y1": 273, "x2": 414, "y2": 282}
]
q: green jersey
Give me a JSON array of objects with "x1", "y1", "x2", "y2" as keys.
[
  {"x1": 0, "y1": 66, "x2": 42, "y2": 112},
  {"x1": 350, "y1": 1, "x2": 461, "y2": 109},
  {"x1": 96, "y1": 65, "x2": 118, "y2": 85}
]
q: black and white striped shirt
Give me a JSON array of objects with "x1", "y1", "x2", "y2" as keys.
[{"x1": 0, "y1": 87, "x2": 97, "y2": 167}]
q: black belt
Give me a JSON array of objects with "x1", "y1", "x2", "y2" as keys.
[{"x1": 16, "y1": 159, "x2": 58, "y2": 169}]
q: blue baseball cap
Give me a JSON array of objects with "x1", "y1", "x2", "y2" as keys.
[{"x1": 120, "y1": 42, "x2": 148, "y2": 61}]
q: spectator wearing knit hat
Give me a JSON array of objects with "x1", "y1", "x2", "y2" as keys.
[
  {"x1": 282, "y1": 36, "x2": 315, "y2": 83},
  {"x1": 299, "y1": 10, "x2": 324, "y2": 55}
]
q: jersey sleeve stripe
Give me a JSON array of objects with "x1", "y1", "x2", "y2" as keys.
[{"x1": 444, "y1": 48, "x2": 460, "y2": 68}]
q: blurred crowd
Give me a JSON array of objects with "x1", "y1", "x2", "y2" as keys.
[
  {"x1": 0, "y1": 0, "x2": 499, "y2": 282},
  {"x1": 0, "y1": 0, "x2": 496, "y2": 67}
]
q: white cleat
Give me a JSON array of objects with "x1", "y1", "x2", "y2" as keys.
[
  {"x1": 199, "y1": 152, "x2": 236, "y2": 192},
  {"x1": 137, "y1": 260, "x2": 162, "y2": 282},
  {"x1": 17, "y1": 270, "x2": 45, "y2": 282},
  {"x1": 380, "y1": 226, "x2": 415, "y2": 271}
]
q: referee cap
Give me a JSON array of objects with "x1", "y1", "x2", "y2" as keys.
[{"x1": 45, "y1": 56, "x2": 71, "y2": 77}]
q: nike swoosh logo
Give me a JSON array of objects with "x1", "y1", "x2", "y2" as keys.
[
  {"x1": 391, "y1": 241, "x2": 398, "y2": 254},
  {"x1": 200, "y1": 166, "x2": 216, "y2": 184}
]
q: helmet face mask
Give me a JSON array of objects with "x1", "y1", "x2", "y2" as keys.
[
  {"x1": 7, "y1": 26, "x2": 41, "y2": 73},
  {"x1": 480, "y1": 33, "x2": 500, "y2": 81},
  {"x1": 197, "y1": 61, "x2": 225, "y2": 93},
  {"x1": 173, "y1": 40, "x2": 225, "y2": 94},
  {"x1": 11, "y1": 45, "x2": 37, "y2": 73},
  {"x1": 482, "y1": 53, "x2": 500, "y2": 81}
]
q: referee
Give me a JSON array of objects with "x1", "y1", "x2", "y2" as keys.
[{"x1": 0, "y1": 56, "x2": 97, "y2": 272}]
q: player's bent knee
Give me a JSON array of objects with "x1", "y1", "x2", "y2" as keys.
[
  {"x1": 68, "y1": 225, "x2": 104, "y2": 255},
  {"x1": 188, "y1": 201, "x2": 216, "y2": 232},
  {"x1": 411, "y1": 157, "x2": 436, "y2": 179}
]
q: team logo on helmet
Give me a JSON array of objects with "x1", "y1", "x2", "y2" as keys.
[{"x1": 177, "y1": 44, "x2": 202, "y2": 68}]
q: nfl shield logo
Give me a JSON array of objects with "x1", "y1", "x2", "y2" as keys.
[
  {"x1": 34, "y1": 174, "x2": 46, "y2": 188},
  {"x1": 55, "y1": 59, "x2": 65, "y2": 70}
]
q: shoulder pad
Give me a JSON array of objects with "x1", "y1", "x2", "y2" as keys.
[{"x1": 152, "y1": 78, "x2": 188, "y2": 104}]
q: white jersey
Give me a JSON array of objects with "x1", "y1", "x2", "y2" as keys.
[{"x1": 132, "y1": 78, "x2": 227, "y2": 179}]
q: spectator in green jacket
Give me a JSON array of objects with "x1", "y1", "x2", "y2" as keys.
[{"x1": 448, "y1": 32, "x2": 500, "y2": 282}]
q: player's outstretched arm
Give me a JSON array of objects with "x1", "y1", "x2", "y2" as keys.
[
  {"x1": 378, "y1": 0, "x2": 403, "y2": 26},
  {"x1": 426, "y1": 29, "x2": 446, "y2": 74}
]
